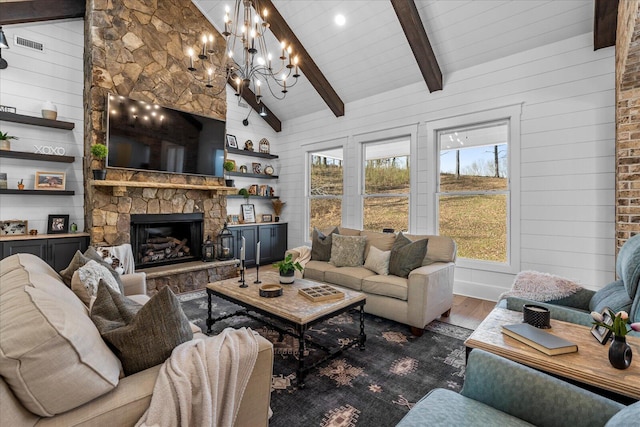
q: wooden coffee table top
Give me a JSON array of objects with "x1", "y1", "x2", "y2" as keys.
[
  {"x1": 207, "y1": 270, "x2": 366, "y2": 325},
  {"x1": 465, "y1": 307, "x2": 640, "y2": 400}
]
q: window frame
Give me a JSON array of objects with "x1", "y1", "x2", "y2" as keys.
[
  {"x1": 355, "y1": 125, "x2": 418, "y2": 232},
  {"x1": 426, "y1": 105, "x2": 521, "y2": 274}
]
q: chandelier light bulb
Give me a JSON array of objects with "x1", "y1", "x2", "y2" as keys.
[{"x1": 257, "y1": 56, "x2": 265, "y2": 65}]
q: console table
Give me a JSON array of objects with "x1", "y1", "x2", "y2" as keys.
[{"x1": 465, "y1": 307, "x2": 640, "y2": 401}]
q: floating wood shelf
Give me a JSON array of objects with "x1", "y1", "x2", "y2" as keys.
[
  {"x1": 0, "y1": 189, "x2": 75, "y2": 195},
  {"x1": 0, "y1": 150, "x2": 75, "y2": 163},
  {"x1": 0, "y1": 111, "x2": 75, "y2": 130},
  {"x1": 227, "y1": 147, "x2": 278, "y2": 159},
  {"x1": 90, "y1": 180, "x2": 237, "y2": 197},
  {"x1": 227, "y1": 195, "x2": 280, "y2": 199},
  {"x1": 227, "y1": 171, "x2": 278, "y2": 179}
]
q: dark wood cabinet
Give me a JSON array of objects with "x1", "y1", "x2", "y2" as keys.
[
  {"x1": 0, "y1": 234, "x2": 89, "y2": 271},
  {"x1": 230, "y1": 223, "x2": 287, "y2": 267}
]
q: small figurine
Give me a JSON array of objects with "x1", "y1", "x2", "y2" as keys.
[{"x1": 17, "y1": 179, "x2": 24, "y2": 190}]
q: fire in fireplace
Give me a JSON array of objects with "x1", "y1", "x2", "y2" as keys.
[{"x1": 130, "y1": 213, "x2": 204, "y2": 268}]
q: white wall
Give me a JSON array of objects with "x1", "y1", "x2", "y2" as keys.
[
  {"x1": 225, "y1": 87, "x2": 281, "y2": 222},
  {"x1": 277, "y1": 33, "x2": 615, "y2": 300},
  {"x1": 0, "y1": 19, "x2": 85, "y2": 234}
]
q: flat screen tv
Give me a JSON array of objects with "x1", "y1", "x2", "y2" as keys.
[{"x1": 106, "y1": 94, "x2": 226, "y2": 177}]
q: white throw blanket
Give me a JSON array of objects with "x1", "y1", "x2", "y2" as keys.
[
  {"x1": 498, "y1": 270, "x2": 584, "y2": 302},
  {"x1": 290, "y1": 245, "x2": 312, "y2": 279},
  {"x1": 136, "y1": 327, "x2": 259, "y2": 427},
  {"x1": 96, "y1": 243, "x2": 136, "y2": 274}
]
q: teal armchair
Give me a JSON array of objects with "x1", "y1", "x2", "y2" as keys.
[
  {"x1": 396, "y1": 349, "x2": 638, "y2": 427},
  {"x1": 502, "y1": 233, "x2": 640, "y2": 336}
]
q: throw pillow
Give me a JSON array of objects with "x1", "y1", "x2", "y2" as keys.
[
  {"x1": 59, "y1": 250, "x2": 91, "y2": 286},
  {"x1": 91, "y1": 282, "x2": 193, "y2": 376},
  {"x1": 311, "y1": 227, "x2": 339, "y2": 261},
  {"x1": 72, "y1": 260, "x2": 122, "y2": 307},
  {"x1": 363, "y1": 245, "x2": 391, "y2": 275},
  {"x1": 329, "y1": 234, "x2": 367, "y2": 267},
  {"x1": 388, "y1": 232, "x2": 428, "y2": 278},
  {"x1": 85, "y1": 247, "x2": 125, "y2": 294}
]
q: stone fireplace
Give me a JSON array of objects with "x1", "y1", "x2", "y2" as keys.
[{"x1": 130, "y1": 212, "x2": 204, "y2": 269}]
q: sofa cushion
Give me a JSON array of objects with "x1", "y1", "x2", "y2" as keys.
[
  {"x1": 0, "y1": 253, "x2": 121, "y2": 417},
  {"x1": 330, "y1": 234, "x2": 367, "y2": 267},
  {"x1": 91, "y1": 283, "x2": 193, "y2": 376},
  {"x1": 303, "y1": 260, "x2": 338, "y2": 282},
  {"x1": 58, "y1": 250, "x2": 91, "y2": 286},
  {"x1": 363, "y1": 245, "x2": 391, "y2": 276},
  {"x1": 362, "y1": 274, "x2": 408, "y2": 300},
  {"x1": 589, "y1": 280, "x2": 632, "y2": 315},
  {"x1": 311, "y1": 227, "x2": 338, "y2": 261},
  {"x1": 361, "y1": 230, "x2": 396, "y2": 259},
  {"x1": 405, "y1": 233, "x2": 456, "y2": 265},
  {"x1": 606, "y1": 401, "x2": 640, "y2": 426},
  {"x1": 396, "y1": 389, "x2": 534, "y2": 427},
  {"x1": 85, "y1": 247, "x2": 125, "y2": 294},
  {"x1": 71, "y1": 260, "x2": 122, "y2": 307},
  {"x1": 389, "y1": 233, "x2": 428, "y2": 278},
  {"x1": 338, "y1": 227, "x2": 361, "y2": 236},
  {"x1": 325, "y1": 267, "x2": 374, "y2": 291}
]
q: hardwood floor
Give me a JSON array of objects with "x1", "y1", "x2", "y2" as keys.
[{"x1": 438, "y1": 294, "x2": 495, "y2": 330}]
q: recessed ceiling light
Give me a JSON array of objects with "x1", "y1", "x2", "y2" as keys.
[{"x1": 335, "y1": 14, "x2": 346, "y2": 26}]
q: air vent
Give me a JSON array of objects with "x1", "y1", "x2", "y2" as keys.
[{"x1": 14, "y1": 35, "x2": 45, "y2": 53}]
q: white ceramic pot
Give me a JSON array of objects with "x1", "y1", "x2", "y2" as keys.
[
  {"x1": 279, "y1": 270, "x2": 295, "y2": 284},
  {"x1": 41, "y1": 101, "x2": 57, "y2": 120}
]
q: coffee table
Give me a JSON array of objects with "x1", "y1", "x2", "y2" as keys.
[
  {"x1": 206, "y1": 270, "x2": 367, "y2": 387},
  {"x1": 465, "y1": 307, "x2": 640, "y2": 400}
]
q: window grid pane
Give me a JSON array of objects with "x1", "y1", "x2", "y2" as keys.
[{"x1": 363, "y1": 196, "x2": 408, "y2": 232}]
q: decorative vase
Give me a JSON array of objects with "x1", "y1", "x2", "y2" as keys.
[
  {"x1": 17, "y1": 183, "x2": 24, "y2": 190},
  {"x1": 279, "y1": 270, "x2": 295, "y2": 284},
  {"x1": 0, "y1": 140, "x2": 10, "y2": 151},
  {"x1": 609, "y1": 335, "x2": 632, "y2": 370},
  {"x1": 92, "y1": 169, "x2": 107, "y2": 180},
  {"x1": 275, "y1": 216, "x2": 280, "y2": 222},
  {"x1": 41, "y1": 101, "x2": 57, "y2": 120}
]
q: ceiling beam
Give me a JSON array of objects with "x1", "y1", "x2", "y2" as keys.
[
  {"x1": 256, "y1": 0, "x2": 345, "y2": 117},
  {"x1": 390, "y1": 0, "x2": 442, "y2": 92},
  {"x1": 227, "y1": 76, "x2": 282, "y2": 132},
  {"x1": 594, "y1": 0, "x2": 618, "y2": 50},
  {"x1": 0, "y1": 0, "x2": 85, "y2": 25}
]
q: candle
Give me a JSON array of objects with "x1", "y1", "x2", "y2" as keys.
[
  {"x1": 201, "y1": 34, "x2": 207, "y2": 58},
  {"x1": 188, "y1": 48, "x2": 194, "y2": 70},
  {"x1": 241, "y1": 236, "x2": 246, "y2": 261},
  {"x1": 256, "y1": 241, "x2": 261, "y2": 265}
]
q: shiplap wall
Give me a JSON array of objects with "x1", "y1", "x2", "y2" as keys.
[
  {"x1": 278, "y1": 34, "x2": 615, "y2": 300},
  {"x1": 225, "y1": 88, "x2": 281, "y2": 221},
  {"x1": 0, "y1": 19, "x2": 85, "y2": 234}
]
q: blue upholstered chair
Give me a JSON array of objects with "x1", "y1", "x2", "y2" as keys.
[
  {"x1": 502, "y1": 233, "x2": 640, "y2": 336},
  {"x1": 396, "y1": 349, "x2": 638, "y2": 427}
]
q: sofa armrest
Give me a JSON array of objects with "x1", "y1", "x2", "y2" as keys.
[
  {"x1": 121, "y1": 272, "x2": 147, "y2": 296},
  {"x1": 285, "y1": 248, "x2": 301, "y2": 262},
  {"x1": 405, "y1": 262, "x2": 455, "y2": 329},
  {"x1": 462, "y1": 349, "x2": 623, "y2": 426},
  {"x1": 504, "y1": 297, "x2": 593, "y2": 327}
]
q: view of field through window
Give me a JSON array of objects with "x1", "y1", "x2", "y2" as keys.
[{"x1": 308, "y1": 121, "x2": 509, "y2": 263}]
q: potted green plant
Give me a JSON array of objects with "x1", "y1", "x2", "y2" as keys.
[
  {"x1": 90, "y1": 143, "x2": 108, "y2": 180},
  {"x1": 273, "y1": 253, "x2": 303, "y2": 284},
  {"x1": 224, "y1": 160, "x2": 235, "y2": 187},
  {"x1": 0, "y1": 131, "x2": 18, "y2": 151},
  {"x1": 238, "y1": 188, "x2": 250, "y2": 202}
]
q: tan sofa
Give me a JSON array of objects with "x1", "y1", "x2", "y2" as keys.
[
  {"x1": 0, "y1": 253, "x2": 273, "y2": 427},
  {"x1": 287, "y1": 228, "x2": 457, "y2": 335}
]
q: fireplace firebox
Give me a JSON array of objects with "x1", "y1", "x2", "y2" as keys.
[{"x1": 130, "y1": 213, "x2": 204, "y2": 268}]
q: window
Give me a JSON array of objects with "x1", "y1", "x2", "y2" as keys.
[
  {"x1": 362, "y1": 139, "x2": 410, "y2": 232},
  {"x1": 308, "y1": 148, "x2": 343, "y2": 236},
  {"x1": 437, "y1": 121, "x2": 509, "y2": 263}
]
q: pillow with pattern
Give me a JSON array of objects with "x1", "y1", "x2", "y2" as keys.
[{"x1": 329, "y1": 234, "x2": 367, "y2": 267}]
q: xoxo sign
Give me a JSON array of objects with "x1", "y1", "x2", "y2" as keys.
[{"x1": 34, "y1": 145, "x2": 66, "y2": 156}]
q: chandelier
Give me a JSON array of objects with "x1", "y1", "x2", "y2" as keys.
[{"x1": 187, "y1": 0, "x2": 300, "y2": 104}]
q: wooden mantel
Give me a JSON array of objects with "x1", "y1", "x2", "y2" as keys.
[{"x1": 90, "y1": 180, "x2": 237, "y2": 197}]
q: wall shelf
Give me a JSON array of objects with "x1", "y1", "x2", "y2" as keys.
[
  {"x1": 227, "y1": 195, "x2": 280, "y2": 200},
  {"x1": 227, "y1": 147, "x2": 278, "y2": 159},
  {"x1": 90, "y1": 179, "x2": 236, "y2": 196},
  {"x1": 0, "y1": 189, "x2": 75, "y2": 196},
  {"x1": 227, "y1": 171, "x2": 278, "y2": 179},
  {"x1": 0, "y1": 150, "x2": 75, "y2": 163},
  {"x1": 0, "y1": 112, "x2": 75, "y2": 130}
]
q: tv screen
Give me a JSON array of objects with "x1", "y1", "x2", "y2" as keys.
[{"x1": 106, "y1": 94, "x2": 225, "y2": 177}]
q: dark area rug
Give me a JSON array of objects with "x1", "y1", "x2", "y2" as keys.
[{"x1": 178, "y1": 290, "x2": 472, "y2": 427}]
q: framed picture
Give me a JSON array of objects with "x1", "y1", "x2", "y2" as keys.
[
  {"x1": 35, "y1": 171, "x2": 66, "y2": 190},
  {"x1": 0, "y1": 219, "x2": 28, "y2": 235},
  {"x1": 47, "y1": 214, "x2": 70, "y2": 234},
  {"x1": 591, "y1": 307, "x2": 614, "y2": 344},
  {"x1": 241, "y1": 204, "x2": 256, "y2": 223},
  {"x1": 226, "y1": 134, "x2": 238, "y2": 149},
  {"x1": 252, "y1": 162, "x2": 262, "y2": 174},
  {"x1": 262, "y1": 214, "x2": 272, "y2": 222}
]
